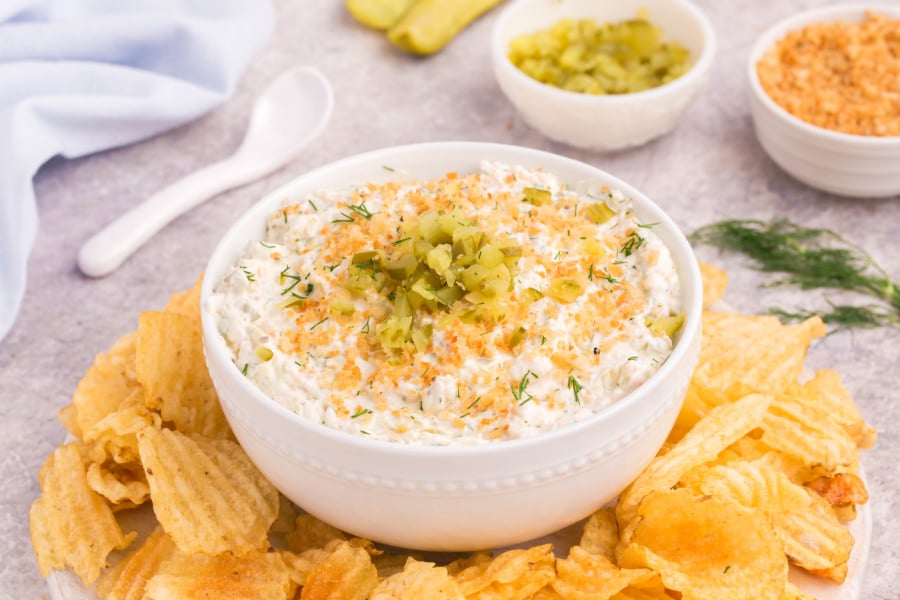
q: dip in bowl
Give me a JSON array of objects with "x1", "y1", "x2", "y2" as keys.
[{"x1": 201, "y1": 142, "x2": 702, "y2": 550}]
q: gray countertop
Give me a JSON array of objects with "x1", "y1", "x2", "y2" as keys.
[{"x1": 2, "y1": 0, "x2": 897, "y2": 598}]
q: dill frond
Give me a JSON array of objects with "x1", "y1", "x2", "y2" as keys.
[{"x1": 691, "y1": 219, "x2": 900, "y2": 329}]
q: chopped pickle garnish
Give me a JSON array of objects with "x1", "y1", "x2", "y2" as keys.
[
  {"x1": 546, "y1": 278, "x2": 584, "y2": 303},
  {"x1": 508, "y1": 17, "x2": 691, "y2": 95},
  {"x1": 329, "y1": 297, "x2": 356, "y2": 315},
  {"x1": 648, "y1": 313, "x2": 685, "y2": 338},
  {"x1": 522, "y1": 187, "x2": 552, "y2": 206},
  {"x1": 342, "y1": 208, "x2": 522, "y2": 352},
  {"x1": 509, "y1": 326, "x2": 527, "y2": 349},
  {"x1": 585, "y1": 202, "x2": 616, "y2": 224},
  {"x1": 521, "y1": 287, "x2": 544, "y2": 303}
]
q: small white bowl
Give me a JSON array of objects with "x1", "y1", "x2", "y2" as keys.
[
  {"x1": 201, "y1": 142, "x2": 702, "y2": 551},
  {"x1": 491, "y1": 0, "x2": 716, "y2": 151},
  {"x1": 748, "y1": 5, "x2": 900, "y2": 198}
]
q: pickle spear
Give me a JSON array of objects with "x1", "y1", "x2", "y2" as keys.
[
  {"x1": 388, "y1": 0, "x2": 503, "y2": 55},
  {"x1": 346, "y1": 0, "x2": 420, "y2": 30}
]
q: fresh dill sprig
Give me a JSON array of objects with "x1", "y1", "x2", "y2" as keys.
[{"x1": 691, "y1": 219, "x2": 900, "y2": 328}]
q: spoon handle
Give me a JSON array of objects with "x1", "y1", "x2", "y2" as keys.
[{"x1": 77, "y1": 157, "x2": 268, "y2": 278}]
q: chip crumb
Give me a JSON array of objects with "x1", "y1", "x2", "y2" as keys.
[{"x1": 757, "y1": 11, "x2": 900, "y2": 136}]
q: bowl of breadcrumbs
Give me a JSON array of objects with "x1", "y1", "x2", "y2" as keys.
[{"x1": 748, "y1": 5, "x2": 900, "y2": 198}]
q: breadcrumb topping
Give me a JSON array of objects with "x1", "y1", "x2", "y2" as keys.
[{"x1": 757, "y1": 12, "x2": 900, "y2": 136}]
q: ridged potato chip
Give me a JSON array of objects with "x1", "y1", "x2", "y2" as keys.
[
  {"x1": 806, "y1": 472, "x2": 868, "y2": 510},
  {"x1": 136, "y1": 311, "x2": 230, "y2": 439},
  {"x1": 300, "y1": 540, "x2": 379, "y2": 600},
  {"x1": 679, "y1": 459, "x2": 854, "y2": 578},
  {"x1": 617, "y1": 489, "x2": 788, "y2": 600},
  {"x1": 163, "y1": 274, "x2": 203, "y2": 321},
  {"x1": 61, "y1": 332, "x2": 141, "y2": 440},
  {"x1": 86, "y1": 461, "x2": 150, "y2": 506},
  {"x1": 692, "y1": 313, "x2": 825, "y2": 408},
  {"x1": 797, "y1": 369, "x2": 876, "y2": 449},
  {"x1": 616, "y1": 393, "x2": 771, "y2": 526},
  {"x1": 286, "y1": 514, "x2": 348, "y2": 554},
  {"x1": 609, "y1": 575, "x2": 670, "y2": 599},
  {"x1": 578, "y1": 507, "x2": 619, "y2": 562},
  {"x1": 698, "y1": 262, "x2": 728, "y2": 308},
  {"x1": 760, "y1": 394, "x2": 859, "y2": 478},
  {"x1": 279, "y1": 547, "x2": 334, "y2": 591},
  {"x1": 770, "y1": 488, "x2": 854, "y2": 582},
  {"x1": 144, "y1": 549, "x2": 292, "y2": 600},
  {"x1": 137, "y1": 427, "x2": 279, "y2": 556},
  {"x1": 83, "y1": 389, "x2": 161, "y2": 466},
  {"x1": 552, "y1": 545, "x2": 654, "y2": 599},
  {"x1": 370, "y1": 558, "x2": 464, "y2": 599},
  {"x1": 452, "y1": 544, "x2": 556, "y2": 599},
  {"x1": 29, "y1": 443, "x2": 136, "y2": 584},
  {"x1": 96, "y1": 526, "x2": 176, "y2": 600}
]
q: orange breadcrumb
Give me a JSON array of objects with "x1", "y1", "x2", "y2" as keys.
[{"x1": 757, "y1": 12, "x2": 900, "y2": 136}]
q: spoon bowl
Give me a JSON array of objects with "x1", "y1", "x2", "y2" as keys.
[{"x1": 77, "y1": 66, "x2": 334, "y2": 278}]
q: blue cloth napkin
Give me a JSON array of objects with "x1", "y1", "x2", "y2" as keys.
[{"x1": 0, "y1": 0, "x2": 274, "y2": 342}]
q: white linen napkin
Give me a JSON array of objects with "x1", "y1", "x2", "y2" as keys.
[{"x1": 0, "y1": 0, "x2": 274, "y2": 342}]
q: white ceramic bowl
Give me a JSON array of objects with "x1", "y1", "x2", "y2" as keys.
[
  {"x1": 200, "y1": 142, "x2": 703, "y2": 551},
  {"x1": 748, "y1": 5, "x2": 900, "y2": 198},
  {"x1": 491, "y1": 0, "x2": 715, "y2": 151}
]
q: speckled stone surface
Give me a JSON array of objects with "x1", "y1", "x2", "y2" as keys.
[{"x1": 2, "y1": 0, "x2": 898, "y2": 598}]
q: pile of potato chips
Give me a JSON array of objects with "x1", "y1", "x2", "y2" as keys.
[{"x1": 30, "y1": 265, "x2": 876, "y2": 599}]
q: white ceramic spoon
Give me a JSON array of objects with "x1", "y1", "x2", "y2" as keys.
[{"x1": 77, "y1": 66, "x2": 334, "y2": 278}]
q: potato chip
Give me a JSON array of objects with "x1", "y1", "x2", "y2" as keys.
[
  {"x1": 552, "y1": 546, "x2": 653, "y2": 599},
  {"x1": 760, "y1": 394, "x2": 860, "y2": 478},
  {"x1": 279, "y1": 547, "x2": 334, "y2": 591},
  {"x1": 300, "y1": 540, "x2": 379, "y2": 600},
  {"x1": 86, "y1": 461, "x2": 150, "y2": 506},
  {"x1": 84, "y1": 389, "x2": 161, "y2": 466},
  {"x1": 370, "y1": 557, "x2": 464, "y2": 599},
  {"x1": 163, "y1": 274, "x2": 203, "y2": 321},
  {"x1": 698, "y1": 262, "x2": 728, "y2": 308},
  {"x1": 617, "y1": 489, "x2": 788, "y2": 600},
  {"x1": 285, "y1": 514, "x2": 347, "y2": 554},
  {"x1": 62, "y1": 332, "x2": 141, "y2": 439},
  {"x1": 137, "y1": 427, "x2": 279, "y2": 556},
  {"x1": 770, "y1": 488, "x2": 854, "y2": 582},
  {"x1": 692, "y1": 313, "x2": 825, "y2": 408},
  {"x1": 609, "y1": 574, "x2": 671, "y2": 600},
  {"x1": 679, "y1": 459, "x2": 854, "y2": 578},
  {"x1": 373, "y1": 553, "x2": 423, "y2": 579},
  {"x1": 446, "y1": 551, "x2": 492, "y2": 576},
  {"x1": 616, "y1": 393, "x2": 771, "y2": 526},
  {"x1": 578, "y1": 507, "x2": 619, "y2": 562},
  {"x1": 144, "y1": 549, "x2": 291, "y2": 600},
  {"x1": 806, "y1": 472, "x2": 868, "y2": 510},
  {"x1": 779, "y1": 582, "x2": 815, "y2": 600},
  {"x1": 136, "y1": 311, "x2": 230, "y2": 439},
  {"x1": 96, "y1": 526, "x2": 176, "y2": 600},
  {"x1": 452, "y1": 544, "x2": 556, "y2": 599},
  {"x1": 29, "y1": 443, "x2": 136, "y2": 584},
  {"x1": 797, "y1": 369, "x2": 876, "y2": 449}
]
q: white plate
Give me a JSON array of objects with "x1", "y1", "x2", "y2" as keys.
[{"x1": 47, "y1": 480, "x2": 872, "y2": 599}]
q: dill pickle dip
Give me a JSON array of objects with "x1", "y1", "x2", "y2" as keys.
[{"x1": 209, "y1": 162, "x2": 682, "y2": 445}]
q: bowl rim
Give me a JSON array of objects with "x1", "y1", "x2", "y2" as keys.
[
  {"x1": 201, "y1": 141, "x2": 703, "y2": 459},
  {"x1": 490, "y1": 0, "x2": 717, "y2": 105},
  {"x1": 748, "y1": 3, "x2": 900, "y2": 147}
]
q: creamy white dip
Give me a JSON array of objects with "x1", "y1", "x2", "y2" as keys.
[{"x1": 209, "y1": 162, "x2": 681, "y2": 445}]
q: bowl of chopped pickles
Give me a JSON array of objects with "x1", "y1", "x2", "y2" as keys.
[
  {"x1": 201, "y1": 141, "x2": 703, "y2": 550},
  {"x1": 749, "y1": 5, "x2": 900, "y2": 198},
  {"x1": 491, "y1": 0, "x2": 716, "y2": 151}
]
